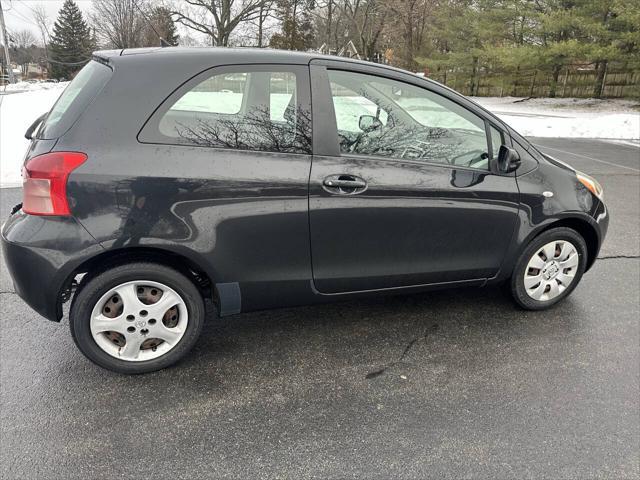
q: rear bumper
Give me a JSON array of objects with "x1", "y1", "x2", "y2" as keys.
[{"x1": 2, "y1": 211, "x2": 103, "y2": 321}]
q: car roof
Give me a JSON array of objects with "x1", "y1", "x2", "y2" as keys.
[
  {"x1": 94, "y1": 46, "x2": 413, "y2": 76},
  {"x1": 91, "y1": 46, "x2": 515, "y2": 138}
]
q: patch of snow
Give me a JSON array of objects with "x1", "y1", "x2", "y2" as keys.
[
  {"x1": 0, "y1": 83, "x2": 68, "y2": 187},
  {"x1": 600, "y1": 139, "x2": 640, "y2": 148},
  {"x1": 471, "y1": 96, "x2": 640, "y2": 140},
  {"x1": 3, "y1": 81, "x2": 68, "y2": 92}
]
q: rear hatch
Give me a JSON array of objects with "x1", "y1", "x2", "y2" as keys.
[{"x1": 15, "y1": 59, "x2": 112, "y2": 215}]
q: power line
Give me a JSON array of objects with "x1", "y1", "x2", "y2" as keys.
[
  {"x1": 0, "y1": 0, "x2": 16, "y2": 82},
  {"x1": 14, "y1": 0, "x2": 40, "y2": 15},
  {"x1": 5, "y1": 4, "x2": 33, "y2": 26}
]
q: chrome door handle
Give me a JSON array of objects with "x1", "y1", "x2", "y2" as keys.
[{"x1": 322, "y1": 174, "x2": 367, "y2": 194}]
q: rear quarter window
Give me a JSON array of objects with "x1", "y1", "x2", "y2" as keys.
[
  {"x1": 141, "y1": 66, "x2": 311, "y2": 155},
  {"x1": 38, "y1": 60, "x2": 112, "y2": 140}
]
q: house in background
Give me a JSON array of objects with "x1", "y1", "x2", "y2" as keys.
[{"x1": 317, "y1": 40, "x2": 361, "y2": 60}]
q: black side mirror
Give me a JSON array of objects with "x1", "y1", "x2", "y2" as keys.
[
  {"x1": 358, "y1": 115, "x2": 383, "y2": 133},
  {"x1": 497, "y1": 145, "x2": 521, "y2": 173}
]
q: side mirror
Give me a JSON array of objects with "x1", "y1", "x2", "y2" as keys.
[
  {"x1": 358, "y1": 115, "x2": 383, "y2": 133},
  {"x1": 497, "y1": 145, "x2": 521, "y2": 173}
]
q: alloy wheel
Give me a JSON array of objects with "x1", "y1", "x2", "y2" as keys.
[{"x1": 89, "y1": 280, "x2": 188, "y2": 362}]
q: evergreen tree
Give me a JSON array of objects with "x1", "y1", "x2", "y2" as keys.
[
  {"x1": 142, "y1": 7, "x2": 179, "y2": 47},
  {"x1": 270, "y1": 0, "x2": 315, "y2": 51},
  {"x1": 49, "y1": 0, "x2": 94, "y2": 79}
]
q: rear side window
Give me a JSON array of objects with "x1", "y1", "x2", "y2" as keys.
[
  {"x1": 170, "y1": 73, "x2": 247, "y2": 115},
  {"x1": 143, "y1": 67, "x2": 311, "y2": 155},
  {"x1": 38, "y1": 61, "x2": 112, "y2": 140}
]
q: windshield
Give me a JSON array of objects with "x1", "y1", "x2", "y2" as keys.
[{"x1": 38, "y1": 60, "x2": 112, "y2": 140}]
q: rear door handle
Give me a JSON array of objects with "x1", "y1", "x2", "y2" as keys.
[{"x1": 322, "y1": 174, "x2": 367, "y2": 194}]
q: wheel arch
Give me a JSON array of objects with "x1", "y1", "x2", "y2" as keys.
[
  {"x1": 526, "y1": 216, "x2": 600, "y2": 272},
  {"x1": 59, "y1": 247, "x2": 215, "y2": 316}
]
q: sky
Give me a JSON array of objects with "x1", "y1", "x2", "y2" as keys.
[
  {"x1": 2, "y1": 0, "x2": 92, "y2": 39},
  {"x1": 1, "y1": 0, "x2": 214, "y2": 47}
]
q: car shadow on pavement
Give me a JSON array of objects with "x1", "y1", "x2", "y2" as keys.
[{"x1": 167, "y1": 285, "x2": 584, "y2": 387}]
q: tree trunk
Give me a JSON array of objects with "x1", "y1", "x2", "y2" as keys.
[
  {"x1": 257, "y1": 5, "x2": 265, "y2": 47},
  {"x1": 529, "y1": 70, "x2": 537, "y2": 97},
  {"x1": 549, "y1": 64, "x2": 561, "y2": 98},
  {"x1": 593, "y1": 60, "x2": 608, "y2": 98},
  {"x1": 326, "y1": 0, "x2": 333, "y2": 49},
  {"x1": 470, "y1": 56, "x2": 479, "y2": 96}
]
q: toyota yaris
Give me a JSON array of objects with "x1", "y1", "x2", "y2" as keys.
[{"x1": 2, "y1": 48, "x2": 608, "y2": 373}]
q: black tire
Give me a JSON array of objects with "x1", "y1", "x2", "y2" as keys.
[
  {"x1": 510, "y1": 227, "x2": 588, "y2": 310},
  {"x1": 70, "y1": 262, "x2": 205, "y2": 374}
]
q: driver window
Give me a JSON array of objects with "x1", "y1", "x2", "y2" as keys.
[{"x1": 327, "y1": 70, "x2": 490, "y2": 170}]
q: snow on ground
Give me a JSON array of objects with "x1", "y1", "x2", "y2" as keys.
[
  {"x1": 0, "y1": 82, "x2": 638, "y2": 187},
  {"x1": 2, "y1": 81, "x2": 67, "y2": 92},
  {"x1": 471, "y1": 97, "x2": 640, "y2": 140},
  {"x1": 1, "y1": 83, "x2": 68, "y2": 187}
]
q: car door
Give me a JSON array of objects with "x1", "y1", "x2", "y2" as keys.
[
  {"x1": 308, "y1": 62, "x2": 520, "y2": 294},
  {"x1": 133, "y1": 64, "x2": 313, "y2": 312}
]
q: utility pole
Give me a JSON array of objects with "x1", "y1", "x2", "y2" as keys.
[{"x1": 0, "y1": 0, "x2": 15, "y2": 83}]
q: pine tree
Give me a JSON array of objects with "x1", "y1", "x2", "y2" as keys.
[
  {"x1": 270, "y1": 0, "x2": 315, "y2": 51},
  {"x1": 142, "y1": 7, "x2": 179, "y2": 47},
  {"x1": 49, "y1": 0, "x2": 94, "y2": 79}
]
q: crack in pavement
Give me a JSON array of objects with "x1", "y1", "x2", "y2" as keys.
[
  {"x1": 366, "y1": 323, "x2": 439, "y2": 379},
  {"x1": 598, "y1": 255, "x2": 640, "y2": 260}
]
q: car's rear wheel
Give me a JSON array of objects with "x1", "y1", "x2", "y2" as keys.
[
  {"x1": 510, "y1": 227, "x2": 587, "y2": 310},
  {"x1": 70, "y1": 262, "x2": 205, "y2": 374}
]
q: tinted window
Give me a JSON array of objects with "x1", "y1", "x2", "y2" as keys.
[
  {"x1": 38, "y1": 60, "x2": 112, "y2": 139},
  {"x1": 269, "y1": 72, "x2": 296, "y2": 122},
  {"x1": 328, "y1": 70, "x2": 490, "y2": 170},
  {"x1": 330, "y1": 81, "x2": 389, "y2": 133},
  {"x1": 170, "y1": 73, "x2": 247, "y2": 115},
  {"x1": 154, "y1": 69, "x2": 310, "y2": 154}
]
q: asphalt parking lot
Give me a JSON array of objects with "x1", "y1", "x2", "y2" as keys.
[{"x1": 1, "y1": 138, "x2": 638, "y2": 479}]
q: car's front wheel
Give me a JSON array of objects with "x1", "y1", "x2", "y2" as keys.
[
  {"x1": 70, "y1": 262, "x2": 205, "y2": 374},
  {"x1": 510, "y1": 227, "x2": 588, "y2": 310}
]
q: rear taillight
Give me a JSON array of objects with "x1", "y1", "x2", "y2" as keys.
[{"x1": 22, "y1": 152, "x2": 87, "y2": 216}]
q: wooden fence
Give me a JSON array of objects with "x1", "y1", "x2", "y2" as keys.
[{"x1": 429, "y1": 66, "x2": 640, "y2": 98}]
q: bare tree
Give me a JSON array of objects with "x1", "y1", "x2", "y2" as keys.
[
  {"x1": 32, "y1": 4, "x2": 51, "y2": 51},
  {"x1": 10, "y1": 29, "x2": 37, "y2": 48},
  {"x1": 387, "y1": 0, "x2": 431, "y2": 70},
  {"x1": 311, "y1": 0, "x2": 350, "y2": 53},
  {"x1": 8, "y1": 29, "x2": 40, "y2": 75},
  {"x1": 338, "y1": 0, "x2": 386, "y2": 60},
  {"x1": 91, "y1": 0, "x2": 148, "y2": 48},
  {"x1": 254, "y1": 0, "x2": 275, "y2": 47},
  {"x1": 171, "y1": 0, "x2": 269, "y2": 47}
]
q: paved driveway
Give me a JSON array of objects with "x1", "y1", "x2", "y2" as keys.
[{"x1": 1, "y1": 138, "x2": 638, "y2": 479}]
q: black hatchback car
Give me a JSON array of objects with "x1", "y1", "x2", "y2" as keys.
[{"x1": 2, "y1": 48, "x2": 608, "y2": 373}]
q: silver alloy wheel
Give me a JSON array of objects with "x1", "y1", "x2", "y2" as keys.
[
  {"x1": 524, "y1": 240, "x2": 579, "y2": 302},
  {"x1": 89, "y1": 280, "x2": 188, "y2": 362}
]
